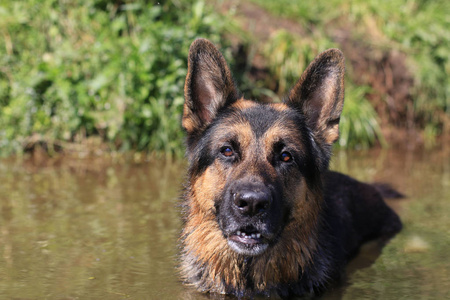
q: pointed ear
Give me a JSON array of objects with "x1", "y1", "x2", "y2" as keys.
[
  {"x1": 183, "y1": 39, "x2": 238, "y2": 134},
  {"x1": 285, "y1": 49, "x2": 345, "y2": 146}
]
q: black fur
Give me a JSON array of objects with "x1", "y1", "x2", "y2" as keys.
[{"x1": 180, "y1": 39, "x2": 402, "y2": 298}]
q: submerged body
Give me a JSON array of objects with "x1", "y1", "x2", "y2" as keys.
[{"x1": 179, "y1": 39, "x2": 402, "y2": 298}]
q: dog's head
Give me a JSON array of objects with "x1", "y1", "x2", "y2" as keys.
[{"x1": 182, "y1": 39, "x2": 344, "y2": 257}]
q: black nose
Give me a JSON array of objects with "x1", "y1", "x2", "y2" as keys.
[{"x1": 233, "y1": 188, "x2": 272, "y2": 216}]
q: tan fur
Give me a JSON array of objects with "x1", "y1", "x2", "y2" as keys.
[
  {"x1": 181, "y1": 39, "x2": 349, "y2": 297},
  {"x1": 181, "y1": 174, "x2": 320, "y2": 293},
  {"x1": 182, "y1": 159, "x2": 243, "y2": 292},
  {"x1": 263, "y1": 120, "x2": 304, "y2": 155},
  {"x1": 231, "y1": 98, "x2": 258, "y2": 110},
  {"x1": 250, "y1": 184, "x2": 320, "y2": 285},
  {"x1": 270, "y1": 103, "x2": 290, "y2": 112},
  {"x1": 181, "y1": 110, "x2": 322, "y2": 293},
  {"x1": 181, "y1": 106, "x2": 197, "y2": 134}
]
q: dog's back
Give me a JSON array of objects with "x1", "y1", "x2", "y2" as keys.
[{"x1": 323, "y1": 171, "x2": 402, "y2": 259}]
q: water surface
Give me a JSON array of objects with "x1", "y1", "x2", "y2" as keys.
[{"x1": 0, "y1": 148, "x2": 448, "y2": 299}]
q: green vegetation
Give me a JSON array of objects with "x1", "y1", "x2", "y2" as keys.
[
  {"x1": 252, "y1": 0, "x2": 449, "y2": 145},
  {"x1": 0, "y1": 0, "x2": 231, "y2": 157},
  {"x1": 263, "y1": 30, "x2": 385, "y2": 148},
  {"x1": 0, "y1": 0, "x2": 448, "y2": 156}
]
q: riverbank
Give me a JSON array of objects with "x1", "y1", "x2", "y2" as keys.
[{"x1": 1, "y1": 0, "x2": 447, "y2": 157}]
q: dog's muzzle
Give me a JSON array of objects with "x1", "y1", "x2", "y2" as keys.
[{"x1": 219, "y1": 181, "x2": 281, "y2": 256}]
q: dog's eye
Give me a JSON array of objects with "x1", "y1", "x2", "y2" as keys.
[
  {"x1": 280, "y1": 151, "x2": 292, "y2": 162},
  {"x1": 221, "y1": 146, "x2": 234, "y2": 157}
]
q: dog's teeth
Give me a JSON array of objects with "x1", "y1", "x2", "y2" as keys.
[{"x1": 235, "y1": 231, "x2": 262, "y2": 239}]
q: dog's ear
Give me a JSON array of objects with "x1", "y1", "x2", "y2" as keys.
[
  {"x1": 285, "y1": 49, "x2": 345, "y2": 146},
  {"x1": 183, "y1": 39, "x2": 238, "y2": 135}
]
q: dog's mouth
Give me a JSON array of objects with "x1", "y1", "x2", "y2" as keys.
[
  {"x1": 229, "y1": 229, "x2": 263, "y2": 244},
  {"x1": 227, "y1": 227, "x2": 270, "y2": 256}
]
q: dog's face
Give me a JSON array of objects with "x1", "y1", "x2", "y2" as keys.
[
  {"x1": 189, "y1": 102, "x2": 321, "y2": 256},
  {"x1": 182, "y1": 39, "x2": 344, "y2": 258}
]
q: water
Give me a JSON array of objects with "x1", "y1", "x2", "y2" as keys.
[{"x1": 0, "y1": 148, "x2": 448, "y2": 299}]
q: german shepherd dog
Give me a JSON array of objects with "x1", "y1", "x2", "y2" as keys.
[{"x1": 180, "y1": 38, "x2": 402, "y2": 298}]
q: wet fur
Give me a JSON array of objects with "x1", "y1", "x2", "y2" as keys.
[{"x1": 179, "y1": 39, "x2": 402, "y2": 298}]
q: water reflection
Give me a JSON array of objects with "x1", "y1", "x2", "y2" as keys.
[
  {"x1": 0, "y1": 148, "x2": 448, "y2": 299},
  {"x1": 0, "y1": 159, "x2": 186, "y2": 299},
  {"x1": 327, "y1": 148, "x2": 450, "y2": 300}
]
